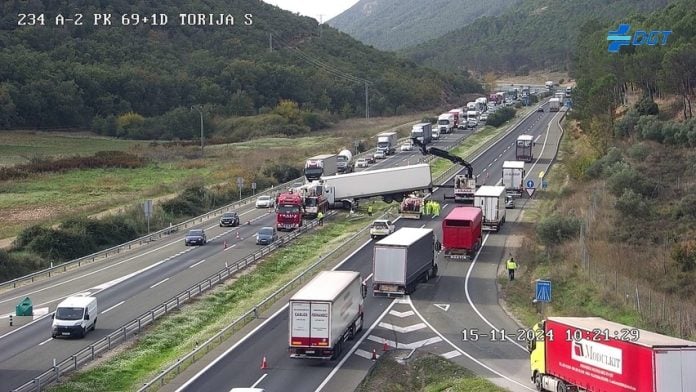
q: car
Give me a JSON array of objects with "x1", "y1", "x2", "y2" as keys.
[
  {"x1": 537, "y1": 106, "x2": 544, "y2": 112},
  {"x1": 373, "y1": 150, "x2": 386, "y2": 160},
  {"x1": 365, "y1": 155, "x2": 376, "y2": 164},
  {"x1": 256, "y1": 226, "x2": 278, "y2": 245},
  {"x1": 184, "y1": 229, "x2": 207, "y2": 246},
  {"x1": 505, "y1": 195, "x2": 515, "y2": 209},
  {"x1": 467, "y1": 119, "x2": 478, "y2": 128},
  {"x1": 355, "y1": 158, "x2": 369, "y2": 168},
  {"x1": 432, "y1": 129, "x2": 440, "y2": 140},
  {"x1": 219, "y1": 211, "x2": 240, "y2": 227},
  {"x1": 400, "y1": 142, "x2": 413, "y2": 152},
  {"x1": 370, "y1": 219, "x2": 395, "y2": 239},
  {"x1": 479, "y1": 113, "x2": 488, "y2": 122},
  {"x1": 256, "y1": 195, "x2": 274, "y2": 208}
]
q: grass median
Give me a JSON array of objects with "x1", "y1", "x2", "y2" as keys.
[{"x1": 50, "y1": 204, "x2": 394, "y2": 392}]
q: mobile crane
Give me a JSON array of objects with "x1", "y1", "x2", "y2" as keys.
[{"x1": 411, "y1": 137, "x2": 478, "y2": 203}]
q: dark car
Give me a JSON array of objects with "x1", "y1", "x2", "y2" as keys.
[
  {"x1": 184, "y1": 229, "x2": 207, "y2": 246},
  {"x1": 219, "y1": 212, "x2": 240, "y2": 227},
  {"x1": 256, "y1": 227, "x2": 278, "y2": 245},
  {"x1": 537, "y1": 106, "x2": 544, "y2": 112},
  {"x1": 505, "y1": 195, "x2": 515, "y2": 209},
  {"x1": 365, "y1": 155, "x2": 376, "y2": 164}
]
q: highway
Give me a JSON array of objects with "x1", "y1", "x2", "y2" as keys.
[
  {"x1": 172, "y1": 104, "x2": 565, "y2": 392},
  {"x1": 0, "y1": 116, "x2": 479, "y2": 390}
]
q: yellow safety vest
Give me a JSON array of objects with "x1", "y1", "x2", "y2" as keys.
[{"x1": 506, "y1": 259, "x2": 517, "y2": 270}]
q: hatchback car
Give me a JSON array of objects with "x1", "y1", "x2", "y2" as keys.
[
  {"x1": 370, "y1": 219, "x2": 395, "y2": 239},
  {"x1": 355, "y1": 158, "x2": 369, "y2": 168},
  {"x1": 256, "y1": 227, "x2": 278, "y2": 245},
  {"x1": 373, "y1": 150, "x2": 386, "y2": 160},
  {"x1": 256, "y1": 195, "x2": 274, "y2": 208},
  {"x1": 184, "y1": 229, "x2": 207, "y2": 246},
  {"x1": 400, "y1": 142, "x2": 413, "y2": 152},
  {"x1": 219, "y1": 212, "x2": 240, "y2": 227}
]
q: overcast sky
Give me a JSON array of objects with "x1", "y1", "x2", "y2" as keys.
[{"x1": 262, "y1": 0, "x2": 360, "y2": 22}]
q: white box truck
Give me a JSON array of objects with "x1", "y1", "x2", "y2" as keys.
[
  {"x1": 549, "y1": 98, "x2": 561, "y2": 112},
  {"x1": 304, "y1": 154, "x2": 338, "y2": 181},
  {"x1": 376, "y1": 132, "x2": 397, "y2": 155},
  {"x1": 320, "y1": 164, "x2": 432, "y2": 209},
  {"x1": 452, "y1": 174, "x2": 478, "y2": 203},
  {"x1": 411, "y1": 123, "x2": 432, "y2": 145},
  {"x1": 474, "y1": 185, "x2": 506, "y2": 232},
  {"x1": 51, "y1": 295, "x2": 98, "y2": 338},
  {"x1": 373, "y1": 228, "x2": 438, "y2": 296},
  {"x1": 502, "y1": 161, "x2": 525, "y2": 195},
  {"x1": 437, "y1": 113, "x2": 454, "y2": 134},
  {"x1": 289, "y1": 271, "x2": 366, "y2": 360}
]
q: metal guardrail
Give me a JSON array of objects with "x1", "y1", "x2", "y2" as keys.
[{"x1": 11, "y1": 211, "x2": 337, "y2": 392}]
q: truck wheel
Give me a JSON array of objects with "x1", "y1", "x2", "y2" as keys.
[
  {"x1": 92, "y1": 317, "x2": 97, "y2": 331},
  {"x1": 423, "y1": 270, "x2": 430, "y2": 282},
  {"x1": 556, "y1": 381, "x2": 567, "y2": 392},
  {"x1": 533, "y1": 374, "x2": 543, "y2": 391},
  {"x1": 432, "y1": 264, "x2": 438, "y2": 277}
]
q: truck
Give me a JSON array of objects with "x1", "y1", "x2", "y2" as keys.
[
  {"x1": 318, "y1": 164, "x2": 433, "y2": 209},
  {"x1": 304, "y1": 154, "x2": 338, "y2": 181},
  {"x1": 276, "y1": 191, "x2": 304, "y2": 231},
  {"x1": 52, "y1": 295, "x2": 98, "y2": 338},
  {"x1": 399, "y1": 195, "x2": 423, "y2": 219},
  {"x1": 555, "y1": 92, "x2": 566, "y2": 105},
  {"x1": 453, "y1": 174, "x2": 478, "y2": 203},
  {"x1": 410, "y1": 137, "x2": 477, "y2": 203},
  {"x1": 502, "y1": 161, "x2": 525, "y2": 195},
  {"x1": 516, "y1": 134, "x2": 534, "y2": 162},
  {"x1": 449, "y1": 108, "x2": 465, "y2": 129},
  {"x1": 376, "y1": 132, "x2": 397, "y2": 155},
  {"x1": 549, "y1": 98, "x2": 561, "y2": 112},
  {"x1": 442, "y1": 207, "x2": 482, "y2": 257},
  {"x1": 529, "y1": 316, "x2": 696, "y2": 392},
  {"x1": 466, "y1": 111, "x2": 479, "y2": 128},
  {"x1": 489, "y1": 93, "x2": 501, "y2": 105},
  {"x1": 411, "y1": 122, "x2": 432, "y2": 145},
  {"x1": 437, "y1": 113, "x2": 455, "y2": 134},
  {"x1": 474, "y1": 185, "x2": 506, "y2": 232},
  {"x1": 373, "y1": 228, "x2": 438, "y2": 296},
  {"x1": 545, "y1": 80, "x2": 554, "y2": 90},
  {"x1": 289, "y1": 270, "x2": 366, "y2": 360},
  {"x1": 466, "y1": 102, "x2": 477, "y2": 112},
  {"x1": 293, "y1": 183, "x2": 328, "y2": 219},
  {"x1": 336, "y1": 149, "x2": 353, "y2": 174},
  {"x1": 475, "y1": 97, "x2": 488, "y2": 113}
]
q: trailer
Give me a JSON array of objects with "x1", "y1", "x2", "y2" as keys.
[
  {"x1": 530, "y1": 317, "x2": 696, "y2": 392},
  {"x1": 549, "y1": 98, "x2": 561, "y2": 112},
  {"x1": 474, "y1": 186, "x2": 506, "y2": 232},
  {"x1": 373, "y1": 228, "x2": 437, "y2": 296},
  {"x1": 448, "y1": 108, "x2": 465, "y2": 129},
  {"x1": 289, "y1": 271, "x2": 366, "y2": 360},
  {"x1": 304, "y1": 154, "x2": 338, "y2": 181},
  {"x1": 442, "y1": 207, "x2": 482, "y2": 257},
  {"x1": 319, "y1": 164, "x2": 432, "y2": 209},
  {"x1": 515, "y1": 134, "x2": 534, "y2": 162},
  {"x1": 452, "y1": 174, "x2": 478, "y2": 203},
  {"x1": 502, "y1": 161, "x2": 525, "y2": 196}
]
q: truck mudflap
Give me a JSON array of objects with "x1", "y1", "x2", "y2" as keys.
[
  {"x1": 289, "y1": 347, "x2": 335, "y2": 360},
  {"x1": 373, "y1": 283, "x2": 406, "y2": 296},
  {"x1": 482, "y1": 219, "x2": 503, "y2": 232}
]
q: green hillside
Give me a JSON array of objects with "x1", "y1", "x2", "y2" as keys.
[
  {"x1": 0, "y1": 0, "x2": 480, "y2": 141},
  {"x1": 403, "y1": 0, "x2": 675, "y2": 74},
  {"x1": 328, "y1": 0, "x2": 519, "y2": 51}
]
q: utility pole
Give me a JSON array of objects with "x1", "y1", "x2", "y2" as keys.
[
  {"x1": 269, "y1": 33, "x2": 273, "y2": 52},
  {"x1": 191, "y1": 105, "x2": 204, "y2": 156},
  {"x1": 364, "y1": 81, "x2": 369, "y2": 119}
]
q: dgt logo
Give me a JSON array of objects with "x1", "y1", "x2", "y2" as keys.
[{"x1": 607, "y1": 24, "x2": 672, "y2": 53}]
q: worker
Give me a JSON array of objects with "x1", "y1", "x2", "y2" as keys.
[
  {"x1": 317, "y1": 211, "x2": 324, "y2": 226},
  {"x1": 506, "y1": 255, "x2": 518, "y2": 281},
  {"x1": 367, "y1": 204, "x2": 373, "y2": 217},
  {"x1": 425, "y1": 201, "x2": 431, "y2": 215},
  {"x1": 433, "y1": 201, "x2": 440, "y2": 217}
]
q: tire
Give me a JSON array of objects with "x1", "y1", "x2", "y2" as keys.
[
  {"x1": 78, "y1": 327, "x2": 85, "y2": 338},
  {"x1": 534, "y1": 373, "x2": 543, "y2": 391},
  {"x1": 92, "y1": 317, "x2": 97, "y2": 331},
  {"x1": 432, "y1": 264, "x2": 438, "y2": 277},
  {"x1": 423, "y1": 270, "x2": 430, "y2": 282},
  {"x1": 52, "y1": 333, "x2": 56, "y2": 339},
  {"x1": 557, "y1": 381, "x2": 567, "y2": 392}
]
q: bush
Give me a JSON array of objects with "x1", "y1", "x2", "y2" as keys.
[
  {"x1": 536, "y1": 215, "x2": 582, "y2": 246},
  {"x1": 614, "y1": 189, "x2": 651, "y2": 218},
  {"x1": 0, "y1": 250, "x2": 49, "y2": 282},
  {"x1": 606, "y1": 166, "x2": 655, "y2": 198},
  {"x1": 613, "y1": 110, "x2": 640, "y2": 138},
  {"x1": 635, "y1": 95, "x2": 659, "y2": 116},
  {"x1": 263, "y1": 163, "x2": 302, "y2": 184},
  {"x1": 584, "y1": 147, "x2": 623, "y2": 179},
  {"x1": 0, "y1": 151, "x2": 146, "y2": 181},
  {"x1": 671, "y1": 241, "x2": 696, "y2": 272},
  {"x1": 486, "y1": 107, "x2": 515, "y2": 127},
  {"x1": 626, "y1": 143, "x2": 650, "y2": 161},
  {"x1": 672, "y1": 194, "x2": 696, "y2": 220}
]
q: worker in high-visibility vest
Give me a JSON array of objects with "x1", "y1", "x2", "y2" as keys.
[
  {"x1": 506, "y1": 256, "x2": 518, "y2": 281},
  {"x1": 433, "y1": 201, "x2": 440, "y2": 217},
  {"x1": 317, "y1": 211, "x2": 324, "y2": 226}
]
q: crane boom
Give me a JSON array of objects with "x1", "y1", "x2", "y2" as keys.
[{"x1": 411, "y1": 137, "x2": 473, "y2": 178}]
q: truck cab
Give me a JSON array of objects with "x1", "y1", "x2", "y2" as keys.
[{"x1": 276, "y1": 192, "x2": 304, "y2": 231}]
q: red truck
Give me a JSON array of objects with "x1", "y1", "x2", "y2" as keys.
[
  {"x1": 442, "y1": 207, "x2": 482, "y2": 257},
  {"x1": 276, "y1": 192, "x2": 304, "y2": 231},
  {"x1": 530, "y1": 317, "x2": 696, "y2": 392}
]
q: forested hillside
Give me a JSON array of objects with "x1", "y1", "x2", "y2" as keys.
[
  {"x1": 403, "y1": 0, "x2": 674, "y2": 75},
  {"x1": 328, "y1": 0, "x2": 518, "y2": 51},
  {"x1": 0, "y1": 0, "x2": 480, "y2": 141}
]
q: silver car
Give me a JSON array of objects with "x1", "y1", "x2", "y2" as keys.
[{"x1": 255, "y1": 195, "x2": 274, "y2": 208}]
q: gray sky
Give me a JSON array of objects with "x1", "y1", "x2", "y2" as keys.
[{"x1": 262, "y1": 0, "x2": 360, "y2": 21}]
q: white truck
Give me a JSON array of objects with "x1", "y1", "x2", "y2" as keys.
[
  {"x1": 411, "y1": 123, "x2": 432, "y2": 145},
  {"x1": 475, "y1": 97, "x2": 488, "y2": 113},
  {"x1": 289, "y1": 270, "x2": 366, "y2": 360},
  {"x1": 555, "y1": 92, "x2": 565, "y2": 104},
  {"x1": 437, "y1": 113, "x2": 455, "y2": 134},
  {"x1": 545, "y1": 80, "x2": 554, "y2": 90},
  {"x1": 376, "y1": 132, "x2": 397, "y2": 155},
  {"x1": 373, "y1": 228, "x2": 438, "y2": 296},
  {"x1": 549, "y1": 98, "x2": 561, "y2": 112},
  {"x1": 449, "y1": 108, "x2": 465, "y2": 129},
  {"x1": 453, "y1": 174, "x2": 478, "y2": 203},
  {"x1": 52, "y1": 295, "x2": 98, "y2": 338},
  {"x1": 466, "y1": 110, "x2": 479, "y2": 128},
  {"x1": 318, "y1": 164, "x2": 433, "y2": 209},
  {"x1": 474, "y1": 185, "x2": 506, "y2": 232},
  {"x1": 336, "y1": 149, "x2": 353, "y2": 174},
  {"x1": 304, "y1": 154, "x2": 338, "y2": 181},
  {"x1": 466, "y1": 102, "x2": 477, "y2": 112},
  {"x1": 502, "y1": 161, "x2": 526, "y2": 195}
]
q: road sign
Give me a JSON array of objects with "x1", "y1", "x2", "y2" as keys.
[
  {"x1": 526, "y1": 179, "x2": 535, "y2": 188},
  {"x1": 251, "y1": 182, "x2": 257, "y2": 190},
  {"x1": 143, "y1": 199, "x2": 153, "y2": 218},
  {"x1": 526, "y1": 188, "x2": 536, "y2": 197},
  {"x1": 236, "y1": 177, "x2": 244, "y2": 188},
  {"x1": 535, "y1": 280, "x2": 552, "y2": 302}
]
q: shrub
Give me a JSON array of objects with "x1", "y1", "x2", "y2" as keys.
[
  {"x1": 263, "y1": 163, "x2": 302, "y2": 184},
  {"x1": 671, "y1": 241, "x2": 696, "y2": 272},
  {"x1": 613, "y1": 110, "x2": 640, "y2": 138},
  {"x1": 626, "y1": 143, "x2": 650, "y2": 161},
  {"x1": 486, "y1": 107, "x2": 515, "y2": 127},
  {"x1": 536, "y1": 215, "x2": 582, "y2": 246},
  {"x1": 635, "y1": 95, "x2": 659, "y2": 116},
  {"x1": 614, "y1": 189, "x2": 650, "y2": 218},
  {"x1": 606, "y1": 166, "x2": 654, "y2": 198},
  {"x1": 584, "y1": 147, "x2": 623, "y2": 179},
  {"x1": 672, "y1": 194, "x2": 696, "y2": 220}
]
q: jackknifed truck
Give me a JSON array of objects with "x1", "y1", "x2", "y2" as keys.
[
  {"x1": 372, "y1": 228, "x2": 438, "y2": 296},
  {"x1": 474, "y1": 185, "x2": 506, "y2": 232},
  {"x1": 289, "y1": 271, "x2": 366, "y2": 360},
  {"x1": 529, "y1": 317, "x2": 696, "y2": 392}
]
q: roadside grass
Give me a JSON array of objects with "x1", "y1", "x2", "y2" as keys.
[
  {"x1": 49, "y1": 204, "x2": 394, "y2": 392},
  {"x1": 356, "y1": 351, "x2": 507, "y2": 392}
]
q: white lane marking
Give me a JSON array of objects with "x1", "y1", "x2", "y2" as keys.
[
  {"x1": 354, "y1": 349, "x2": 378, "y2": 360},
  {"x1": 377, "y1": 322, "x2": 427, "y2": 333},
  {"x1": 251, "y1": 374, "x2": 267, "y2": 389},
  {"x1": 38, "y1": 337, "x2": 52, "y2": 346},
  {"x1": 0, "y1": 313, "x2": 52, "y2": 340},
  {"x1": 442, "y1": 204, "x2": 448, "y2": 209},
  {"x1": 101, "y1": 301, "x2": 124, "y2": 315},
  {"x1": 189, "y1": 259, "x2": 206, "y2": 269},
  {"x1": 441, "y1": 350, "x2": 462, "y2": 359},
  {"x1": 407, "y1": 296, "x2": 534, "y2": 391},
  {"x1": 388, "y1": 310, "x2": 414, "y2": 318},
  {"x1": 150, "y1": 278, "x2": 170, "y2": 289},
  {"x1": 314, "y1": 300, "x2": 398, "y2": 392},
  {"x1": 366, "y1": 334, "x2": 441, "y2": 349},
  {"x1": 362, "y1": 273, "x2": 373, "y2": 285},
  {"x1": 534, "y1": 134, "x2": 541, "y2": 143},
  {"x1": 419, "y1": 224, "x2": 426, "y2": 228}
]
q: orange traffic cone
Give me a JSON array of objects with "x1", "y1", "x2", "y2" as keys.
[
  {"x1": 261, "y1": 356, "x2": 269, "y2": 369},
  {"x1": 224, "y1": 240, "x2": 228, "y2": 249},
  {"x1": 371, "y1": 349, "x2": 377, "y2": 361},
  {"x1": 236, "y1": 231, "x2": 241, "y2": 240},
  {"x1": 383, "y1": 340, "x2": 389, "y2": 352}
]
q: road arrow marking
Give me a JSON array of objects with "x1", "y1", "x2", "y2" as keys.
[
  {"x1": 434, "y1": 304, "x2": 450, "y2": 312},
  {"x1": 378, "y1": 322, "x2": 426, "y2": 333},
  {"x1": 388, "y1": 310, "x2": 414, "y2": 318}
]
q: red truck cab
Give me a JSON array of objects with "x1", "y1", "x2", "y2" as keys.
[
  {"x1": 442, "y1": 207, "x2": 482, "y2": 257},
  {"x1": 276, "y1": 192, "x2": 304, "y2": 231}
]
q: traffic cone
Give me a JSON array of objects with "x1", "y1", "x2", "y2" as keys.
[
  {"x1": 383, "y1": 340, "x2": 389, "y2": 352},
  {"x1": 223, "y1": 240, "x2": 228, "y2": 249},
  {"x1": 371, "y1": 349, "x2": 377, "y2": 361},
  {"x1": 236, "y1": 231, "x2": 241, "y2": 240},
  {"x1": 260, "y1": 356, "x2": 269, "y2": 369}
]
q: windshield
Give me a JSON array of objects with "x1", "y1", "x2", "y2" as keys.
[
  {"x1": 305, "y1": 198, "x2": 317, "y2": 207},
  {"x1": 258, "y1": 196, "x2": 270, "y2": 201},
  {"x1": 438, "y1": 119, "x2": 450, "y2": 125},
  {"x1": 373, "y1": 222, "x2": 388, "y2": 229},
  {"x1": 258, "y1": 228, "x2": 274, "y2": 236},
  {"x1": 305, "y1": 168, "x2": 322, "y2": 175},
  {"x1": 56, "y1": 307, "x2": 84, "y2": 321},
  {"x1": 278, "y1": 204, "x2": 300, "y2": 213},
  {"x1": 337, "y1": 156, "x2": 347, "y2": 162},
  {"x1": 222, "y1": 213, "x2": 236, "y2": 218},
  {"x1": 188, "y1": 230, "x2": 203, "y2": 236}
]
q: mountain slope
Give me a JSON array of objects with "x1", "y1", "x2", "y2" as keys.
[
  {"x1": 328, "y1": 0, "x2": 520, "y2": 51},
  {"x1": 402, "y1": 0, "x2": 675, "y2": 74}
]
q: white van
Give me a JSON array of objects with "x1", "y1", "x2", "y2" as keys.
[{"x1": 52, "y1": 296, "x2": 98, "y2": 338}]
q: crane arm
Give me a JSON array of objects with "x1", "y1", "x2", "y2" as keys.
[{"x1": 411, "y1": 137, "x2": 473, "y2": 178}]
